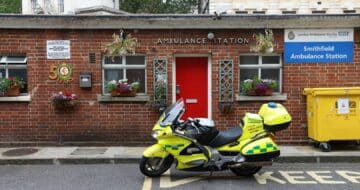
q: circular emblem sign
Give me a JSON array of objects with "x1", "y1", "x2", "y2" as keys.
[{"x1": 49, "y1": 63, "x2": 73, "y2": 83}]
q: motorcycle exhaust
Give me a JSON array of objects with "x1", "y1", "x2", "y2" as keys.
[{"x1": 228, "y1": 161, "x2": 273, "y2": 168}]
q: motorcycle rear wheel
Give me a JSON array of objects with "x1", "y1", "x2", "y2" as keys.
[
  {"x1": 230, "y1": 165, "x2": 262, "y2": 177},
  {"x1": 139, "y1": 156, "x2": 174, "y2": 177}
]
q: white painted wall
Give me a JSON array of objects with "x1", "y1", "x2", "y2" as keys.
[
  {"x1": 22, "y1": 0, "x2": 119, "y2": 14},
  {"x1": 209, "y1": 0, "x2": 360, "y2": 14}
]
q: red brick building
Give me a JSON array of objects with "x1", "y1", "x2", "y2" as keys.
[{"x1": 0, "y1": 14, "x2": 359, "y2": 145}]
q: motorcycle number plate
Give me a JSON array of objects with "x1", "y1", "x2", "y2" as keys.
[{"x1": 186, "y1": 98, "x2": 198, "y2": 104}]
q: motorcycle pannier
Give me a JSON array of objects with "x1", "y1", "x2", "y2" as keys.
[{"x1": 258, "y1": 102, "x2": 292, "y2": 132}]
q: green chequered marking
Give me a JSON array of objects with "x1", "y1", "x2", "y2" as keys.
[
  {"x1": 164, "y1": 144, "x2": 184, "y2": 151},
  {"x1": 246, "y1": 143, "x2": 278, "y2": 155}
]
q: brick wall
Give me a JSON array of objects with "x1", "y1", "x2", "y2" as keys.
[{"x1": 0, "y1": 29, "x2": 359, "y2": 145}]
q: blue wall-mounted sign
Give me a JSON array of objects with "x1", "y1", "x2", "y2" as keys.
[{"x1": 284, "y1": 29, "x2": 354, "y2": 64}]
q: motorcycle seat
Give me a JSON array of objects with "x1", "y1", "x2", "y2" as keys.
[{"x1": 208, "y1": 125, "x2": 242, "y2": 147}]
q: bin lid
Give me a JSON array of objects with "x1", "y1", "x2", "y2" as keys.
[{"x1": 303, "y1": 87, "x2": 360, "y2": 96}]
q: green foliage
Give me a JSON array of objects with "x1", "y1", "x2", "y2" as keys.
[
  {"x1": 241, "y1": 77, "x2": 278, "y2": 95},
  {"x1": 250, "y1": 29, "x2": 274, "y2": 53},
  {"x1": 0, "y1": 0, "x2": 21, "y2": 13},
  {"x1": 104, "y1": 33, "x2": 138, "y2": 59},
  {"x1": 119, "y1": 0, "x2": 198, "y2": 14},
  {"x1": 0, "y1": 77, "x2": 24, "y2": 96}
]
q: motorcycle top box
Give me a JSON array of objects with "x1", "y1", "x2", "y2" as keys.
[{"x1": 258, "y1": 102, "x2": 292, "y2": 132}]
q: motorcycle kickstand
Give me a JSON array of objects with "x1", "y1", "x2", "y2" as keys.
[{"x1": 209, "y1": 170, "x2": 213, "y2": 176}]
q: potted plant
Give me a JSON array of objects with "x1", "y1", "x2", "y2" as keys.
[
  {"x1": 0, "y1": 77, "x2": 24, "y2": 96},
  {"x1": 219, "y1": 102, "x2": 233, "y2": 114},
  {"x1": 106, "y1": 79, "x2": 140, "y2": 97},
  {"x1": 250, "y1": 29, "x2": 274, "y2": 53},
  {"x1": 241, "y1": 78, "x2": 278, "y2": 96},
  {"x1": 104, "y1": 30, "x2": 138, "y2": 60},
  {"x1": 51, "y1": 91, "x2": 78, "y2": 110}
]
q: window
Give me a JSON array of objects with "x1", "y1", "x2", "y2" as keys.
[
  {"x1": 58, "y1": 0, "x2": 64, "y2": 13},
  {"x1": 31, "y1": 0, "x2": 38, "y2": 11},
  {"x1": 102, "y1": 55, "x2": 146, "y2": 94},
  {"x1": 239, "y1": 55, "x2": 282, "y2": 93},
  {"x1": 0, "y1": 56, "x2": 28, "y2": 93}
]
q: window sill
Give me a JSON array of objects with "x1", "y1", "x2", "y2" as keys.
[
  {"x1": 97, "y1": 94, "x2": 150, "y2": 102},
  {"x1": 235, "y1": 94, "x2": 287, "y2": 102},
  {"x1": 0, "y1": 95, "x2": 31, "y2": 102}
]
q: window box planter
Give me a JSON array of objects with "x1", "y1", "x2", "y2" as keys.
[
  {"x1": 6, "y1": 86, "x2": 20, "y2": 96},
  {"x1": 110, "y1": 89, "x2": 137, "y2": 97}
]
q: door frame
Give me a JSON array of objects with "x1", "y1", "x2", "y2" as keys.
[{"x1": 172, "y1": 54, "x2": 212, "y2": 119}]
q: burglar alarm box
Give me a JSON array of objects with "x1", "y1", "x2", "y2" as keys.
[{"x1": 79, "y1": 72, "x2": 92, "y2": 88}]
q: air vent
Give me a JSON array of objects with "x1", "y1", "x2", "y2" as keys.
[
  {"x1": 282, "y1": 10, "x2": 296, "y2": 14},
  {"x1": 253, "y1": 11, "x2": 266, "y2": 14},
  {"x1": 235, "y1": 10, "x2": 248, "y2": 14},
  {"x1": 89, "y1": 53, "x2": 96, "y2": 64},
  {"x1": 343, "y1": 10, "x2": 356, "y2": 14},
  {"x1": 312, "y1": 10, "x2": 326, "y2": 14}
]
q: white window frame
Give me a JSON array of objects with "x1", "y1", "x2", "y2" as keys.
[
  {"x1": 31, "y1": 0, "x2": 38, "y2": 12},
  {"x1": 102, "y1": 55, "x2": 147, "y2": 95},
  {"x1": 0, "y1": 56, "x2": 28, "y2": 95},
  {"x1": 58, "y1": 0, "x2": 64, "y2": 13},
  {"x1": 239, "y1": 54, "x2": 282, "y2": 94},
  {"x1": 0, "y1": 56, "x2": 27, "y2": 78}
]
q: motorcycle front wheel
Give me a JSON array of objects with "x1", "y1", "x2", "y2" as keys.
[
  {"x1": 139, "y1": 155, "x2": 174, "y2": 177},
  {"x1": 230, "y1": 165, "x2": 262, "y2": 177}
]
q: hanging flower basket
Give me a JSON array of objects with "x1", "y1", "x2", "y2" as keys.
[
  {"x1": 104, "y1": 30, "x2": 138, "y2": 60},
  {"x1": 219, "y1": 102, "x2": 233, "y2": 114},
  {"x1": 250, "y1": 29, "x2": 274, "y2": 53},
  {"x1": 51, "y1": 91, "x2": 78, "y2": 110}
]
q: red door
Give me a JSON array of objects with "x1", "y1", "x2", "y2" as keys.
[{"x1": 176, "y1": 57, "x2": 208, "y2": 118}]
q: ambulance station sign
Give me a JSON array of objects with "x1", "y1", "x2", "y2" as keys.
[
  {"x1": 47, "y1": 40, "x2": 71, "y2": 59},
  {"x1": 284, "y1": 29, "x2": 353, "y2": 63}
]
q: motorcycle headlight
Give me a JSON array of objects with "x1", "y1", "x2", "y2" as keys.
[{"x1": 151, "y1": 130, "x2": 162, "y2": 139}]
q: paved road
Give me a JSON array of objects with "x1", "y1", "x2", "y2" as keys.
[{"x1": 0, "y1": 163, "x2": 360, "y2": 190}]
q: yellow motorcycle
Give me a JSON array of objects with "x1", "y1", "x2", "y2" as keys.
[{"x1": 140, "y1": 98, "x2": 291, "y2": 177}]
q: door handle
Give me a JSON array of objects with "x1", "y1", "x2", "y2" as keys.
[{"x1": 176, "y1": 85, "x2": 180, "y2": 95}]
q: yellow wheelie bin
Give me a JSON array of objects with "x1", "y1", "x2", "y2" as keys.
[{"x1": 303, "y1": 87, "x2": 360, "y2": 152}]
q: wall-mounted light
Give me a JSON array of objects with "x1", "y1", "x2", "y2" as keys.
[{"x1": 207, "y1": 32, "x2": 215, "y2": 40}]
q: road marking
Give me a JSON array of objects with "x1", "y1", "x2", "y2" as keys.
[
  {"x1": 141, "y1": 176, "x2": 152, "y2": 190},
  {"x1": 336, "y1": 171, "x2": 360, "y2": 183},
  {"x1": 254, "y1": 171, "x2": 287, "y2": 184},
  {"x1": 307, "y1": 171, "x2": 346, "y2": 184},
  {"x1": 160, "y1": 169, "x2": 204, "y2": 188},
  {"x1": 279, "y1": 171, "x2": 317, "y2": 184}
]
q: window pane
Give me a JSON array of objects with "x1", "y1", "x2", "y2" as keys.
[
  {"x1": 9, "y1": 69, "x2": 27, "y2": 93},
  {"x1": 59, "y1": 0, "x2": 64, "y2": 12},
  {"x1": 104, "y1": 69, "x2": 123, "y2": 93},
  {"x1": 261, "y1": 69, "x2": 280, "y2": 92},
  {"x1": 262, "y1": 56, "x2": 280, "y2": 64},
  {"x1": 6, "y1": 56, "x2": 27, "y2": 63},
  {"x1": 104, "y1": 69, "x2": 123, "y2": 82},
  {"x1": 0, "y1": 69, "x2": 5, "y2": 78},
  {"x1": 126, "y1": 56, "x2": 145, "y2": 65},
  {"x1": 104, "y1": 56, "x2": 122, "y2": 64},
  {"x1": 240, "y1": 55, "x2": 258, "y2": 65},
  {"x1": 240, "y1": 69, "x2": 258, "y2": 82},
  {"x1": 126, "y1": 69, "x2": 145, "y2": 93}
]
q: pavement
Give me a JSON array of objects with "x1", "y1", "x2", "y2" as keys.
[{"x1": 0, "y1": 144, "x2": 359, "y2": 165}]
